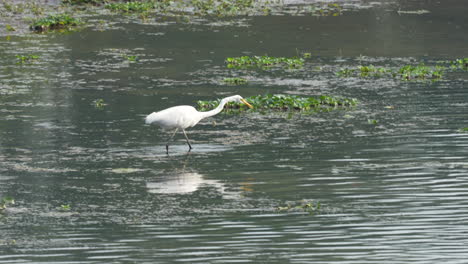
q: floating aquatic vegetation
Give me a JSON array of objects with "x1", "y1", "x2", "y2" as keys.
[
  {"x1": 277, "y1": 200, "x2": 321, "y2": 214},
  {"x1": 30, "y1": 14, "x2": 81, "y2": 32},
  {"x1": 60, "y1": 204, "x2": 71, "y2": 211},
  {"x1": 226, "y1": 55, "x2": 304, "y2": 69},
  {"x1": 105, "y1": 1, "x2": 157, "y2": 13},
  {"x1": 458, "y1": 127, "x2": 468, "y2": 133},
  {"x1": 338, "y1": 58, "x2": 468, "y2": 81},
  {"x1": 451, "y1": 58, "x2": 468, "y2": 70},
  {"x1": 337, "y1": 64, "x2": 445, "y2": 81},
  {"x1": 312, "y1": 3, "x2": 342, "y2": 17},
  {"x1": 125, "y1": 55, "x2": 138, "y2": 62},
  {"x1": 5, "y1": 24, "x2": 15, "y2": 31},
  {"x1": 197, "y1": 94, "x2": 358, "y2": 112},
  {"x1": 190, "y1": 0, "x2": 261, "y2": 16},
  {"x1": 223, "y1": 77, "x2": 247, "y2": 85},
  {"x1": 16, "y1": 54, "x2": 39, "y2": 64},
  {"x1": 398, "y1": 64, "x2": 445, "y2": 80},
  {"x1": 368, "y1": 119, "x2": 378, "y2": 125},
  {"x1": 188, "y1": 0, "x2": 343, "y2": 17},
  {"x1": 93, "y1": 99, "x2": 106, "y2": 109},
  {"x1": 0, "y1": 197, "x2": 15, "y2": 211},
  {"x1": 63, "y1": 0, "x2": 108, "y2": 4}
]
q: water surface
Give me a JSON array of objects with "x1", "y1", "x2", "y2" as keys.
[{"x1": 1, "y1": 1, "x2": 468, "y2": 263}]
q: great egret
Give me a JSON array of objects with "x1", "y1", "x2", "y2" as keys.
[{"x1": 145, "y1": 95, "x2": 253, "y2": 153}]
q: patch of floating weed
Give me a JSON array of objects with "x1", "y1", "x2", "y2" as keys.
[
  {"x1": 338, "y1": 58, "x2": 468, "y2": 81},
  {"x1": 458, "y1": 127, "x2": 468, "y2": 133},
  {"x1": 198, "y1": 94, "x2": 358, "y2": 112},
  {"x1": 0, "y1": 197, "x2": 15, "y2": 211},
  {"x1": 16, "y1": 54, "x2": 39, "y2": 64},
  {"x1": 5, "y1": 24, "x2": 16, "y2": 31},
  {"x1": 30, "y1": 13, "x2": 81, "y2": 32},
  {"x1": 93, "y1": 98, "x2": 106, "y2": 109},
  {"x1": 451, "y1": 58, "x2": 468, "y2": 70},
  {"x1": 190, "y1": 0, "x2": 263, "y2": 16},
  {"x1": 337, "y1": 64, "x2": 445, "y2": 81},
  {"x1": 398, "y1": 64, "x2": 445, "y2": 80},
  {"x1": 277, "y1": 200, "x2": 321, "y2": 214},
  {"x1": 63, "y1": 0, "x2": 108, "y2": 5},
  {"x1": 59, "y1": 204, "x2": 71, "y2": 211},
  {"x1": 189, "y1": 0, "x2": 344, "y2": 17},
  {"x1": 1, "y1": 1, "x2": 46, "y2": 21},
  {"x1": 2, "y1": 1, "x2": 25, "y2": 13},
  {"x1": 105, "y1": 1, "x2": 157, "y2": 13},
  {"x1": 223, "y1": 77, "x2": 247, "y2": 85},
  {"x1": 302, "y1": 52, "x2": 312, "y2": 58},
  {"x1": 315, "y1": 3, "x2": 342, "y2": 16},
  {"x1": 367, "y1": 119, "x2": 378, "y2": 125},
  {"x1": 124, "y1": 55, "x2": 138, "y2": 62},
  {"x1": 226, "y1": 55, "x2": 304, "y2": 69}
]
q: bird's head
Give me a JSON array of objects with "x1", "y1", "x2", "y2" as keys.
[{"x1": 227, "y1": 95, "x2": 254, "y2": 109}]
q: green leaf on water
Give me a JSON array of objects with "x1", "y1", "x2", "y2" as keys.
[
  {"x1": 1, "y1": 197, "x2": 15, "y2": 210},
  {"x1": 197, "y1": 94, "x2": 358, "y2": 112}
]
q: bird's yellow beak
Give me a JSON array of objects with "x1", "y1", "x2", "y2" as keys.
[{"x1": 241, "y1": 98, "x2": 254, "y2": 109}]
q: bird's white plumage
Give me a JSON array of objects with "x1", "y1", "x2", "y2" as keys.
[
  {"x1": 145, "y1": 105, "x2": 201, "y2": 130},
  {"x1": 145, "y1": 95, "x2": 253, "y2": 153}
]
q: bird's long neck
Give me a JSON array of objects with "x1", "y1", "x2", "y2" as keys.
[{"x1": 198, "y1": 98, "x2": 229, "y2": 120}]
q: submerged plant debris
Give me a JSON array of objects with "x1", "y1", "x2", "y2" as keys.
[
  {"x1": 223, "y1": 77, "x2": 247, "y2": 85},
  {"x1": 226, "y1": 55, "x2": 305, "y2": 69},
  {"x1": 198, "y1": 94, "x2": 358, "y2": 112},
  {"x1": 277, "y1": 200, "x2": 321, "y2": 214}
]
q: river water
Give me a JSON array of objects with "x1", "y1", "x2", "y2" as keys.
[{"x1": 1, "y1": 1, "x2": 468, "y2": 263}]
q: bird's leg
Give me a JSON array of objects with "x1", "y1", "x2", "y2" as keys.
[
  {"x1": 165, "y1": 128, "x2": 179, "y2": 154},
  {"x1": 182, "y1": 129, "x2": 192, "y2": 151}
]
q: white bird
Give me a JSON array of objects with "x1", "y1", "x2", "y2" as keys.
[{"x1": 145, "y1": 95, "x2": 253, "y2": 153}]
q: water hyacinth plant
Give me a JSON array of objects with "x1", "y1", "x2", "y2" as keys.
[
  {"x1": 337, "y1": 64, "x2": 445, "y2": 81},
  {"x1": 226, "y1": 55, "x2": 305, "y2": 69},
  {"x1": 337, "y1": 58, "x2": 468, "y2": 81},
  {"x1": 16, "y1": 54, "x2": 39, "y2": 64},
  {"x1": 197, "y1": 94, "x2": 358, "y2": 112},
  {"x1": 397, "y1": 64, "x2": 444, "y2": 80},
  {"x1": 30, "y1": 14, "x2": 81, "y2": 32}
]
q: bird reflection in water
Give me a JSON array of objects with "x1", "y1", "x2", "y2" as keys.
[{"x1": 146, "y1": 154, "x2": 251, "y2": 198}]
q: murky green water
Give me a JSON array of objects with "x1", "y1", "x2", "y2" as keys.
[{"x1": 1, "y1": 1, "x2": 468, "y2": 263}]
